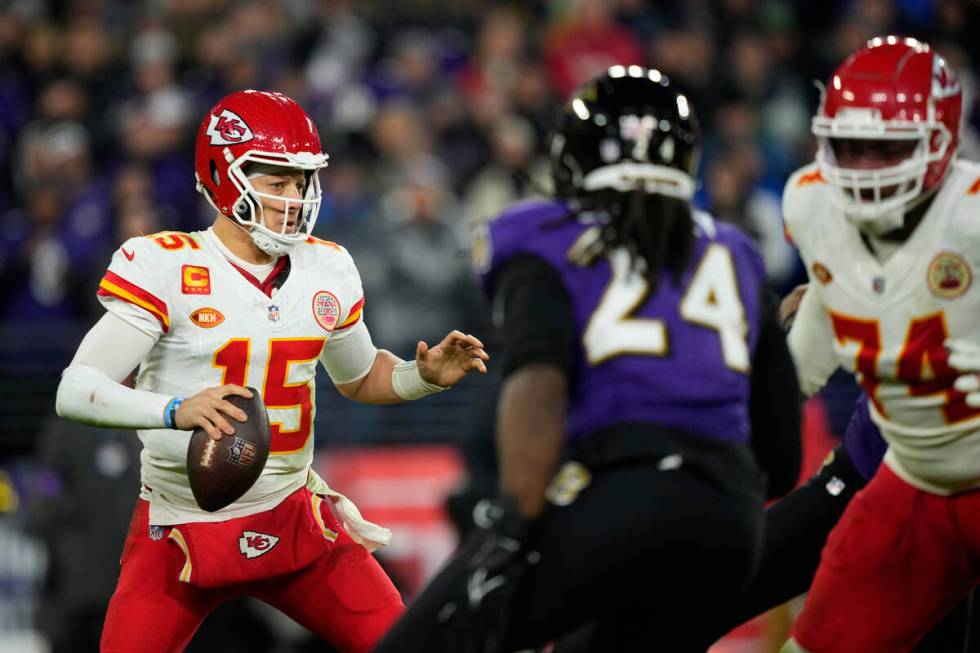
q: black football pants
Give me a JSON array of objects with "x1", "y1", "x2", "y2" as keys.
[{"x1": 376, "y1": 460, "x2": 765, "y2": 652}]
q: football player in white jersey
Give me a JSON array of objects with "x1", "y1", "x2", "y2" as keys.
[
  {"x1": 778, "y1": 37, "x2": 980, "y2": 653},
  {"x1": 54, "y1": 90, "x2": 488, "y2": 653}
]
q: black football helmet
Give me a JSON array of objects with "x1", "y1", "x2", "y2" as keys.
[{"x1": 550, "y1": 65, "x2": 700, "y2": 203}]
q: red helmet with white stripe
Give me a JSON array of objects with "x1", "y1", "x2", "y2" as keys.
[
  {"x1": 194, "y1": 90, "x2": 329, "y2": 254},
  {"x1": 812, "y1": 36, "x2": 962, "y2": 234}
]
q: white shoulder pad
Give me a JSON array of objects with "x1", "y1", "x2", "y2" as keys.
[
  {"x1": 912, "y1": 159, "x2": 980, "y2": 252},
  {"x1": 781, "y1": 163, "x2": 831, "y2": 253},
  {"x1": 946, "y1": 159, "x2": 980, "y2": 208},
  {"x1": 302, "y1": 237, "x2": 365, "y2": 338}
]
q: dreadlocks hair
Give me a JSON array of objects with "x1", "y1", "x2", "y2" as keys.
[{"x1": 578, "y1": 185, "x2": 695, "y2": 294}]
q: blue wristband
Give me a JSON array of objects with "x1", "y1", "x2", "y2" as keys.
[{"x1": 164, "y1": 398, "x2": 184, "y2": 429}]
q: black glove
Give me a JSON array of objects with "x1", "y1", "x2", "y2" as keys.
[{"x1": 439, "y1": 496, "x2": 539, "y2": 653}]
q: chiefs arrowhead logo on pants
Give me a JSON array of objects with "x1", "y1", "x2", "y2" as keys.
[{"x1": 239, "y1": 530, "x2": 280, "y2": 559}]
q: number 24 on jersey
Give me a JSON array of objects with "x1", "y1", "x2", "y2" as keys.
[{"x1": 584, "y1": 244, "x2": 750, "y2": 371}]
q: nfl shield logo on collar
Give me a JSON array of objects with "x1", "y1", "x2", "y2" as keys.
[{"x1": 267, "y1": 304, "x2": 281, "y2": 322}]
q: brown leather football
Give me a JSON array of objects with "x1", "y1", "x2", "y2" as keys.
[{"x1": 186, "y1": 388, "x2": 271, "y2": 512}]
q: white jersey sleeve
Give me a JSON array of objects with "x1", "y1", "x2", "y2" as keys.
[
  {"x1": 787, "y1": 284, "x2": 838, "y2": 396},
  {"x1": 97, "y1": 235, "x2": 174, "y2": 338},
  {"x1": 318, "y1": 244, "x2": 377, "y2": 382},
  {"x1": 319, "y1": 321, "x2": 377, "y2": 384},
  {"x1": 781, "y1": 164, "x2": 841, "y2": 395},
  {"x1": 781, "y1": 162, "x2": 827, "y2": 255},
  {"x1": 322, "y1": 244, "x2": 366, "y2": 340}
]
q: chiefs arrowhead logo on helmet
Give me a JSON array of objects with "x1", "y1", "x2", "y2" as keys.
[
  {"x1": 205, "y1": 109, "x2": 254, "y2": 146},
  {"x1": 193, "y1": 91, "x2": 329, "y2": 255},
  {"x1": 932, "y1": 54, "x2": 960, "y2": 99}
]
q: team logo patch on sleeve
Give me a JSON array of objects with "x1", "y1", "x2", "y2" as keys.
[
  {"x1": 312, "y1": 291, "x2": 341, "y2": 331},
  {"x1": 206, "y1": 109, "x2": 254, "y2": 146},
  {"x1": 182, "y1": 265, "x2": 211, "y2": 295},
  {"x1": 927, "y1": 251, "x2": 971, "y2": 299},
  {"x1": 190, "y1": 307, "x2": 224, "y2": 328}
]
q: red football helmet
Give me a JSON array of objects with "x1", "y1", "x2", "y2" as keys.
[
  {"x1": 194, "y1": 90, "x2": 329, "y2": 254},
  {"x1": 812, "y1": 36, "x2": 962, "y2": 233}
]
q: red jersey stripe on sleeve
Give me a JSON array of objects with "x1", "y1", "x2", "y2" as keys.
[
  {"x1": 334, "y1": 297, "x2": 364, "y2": 331},
  {"x1": 97, "y1": 270, "x2": 170, "y2": 332}
]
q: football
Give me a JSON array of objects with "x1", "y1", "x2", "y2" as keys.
[{"x1": 186, "y1": 388, "x2": 271, "y2": 512}]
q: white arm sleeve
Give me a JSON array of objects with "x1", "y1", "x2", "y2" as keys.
[
  {"x1": 787, "y1": 286, "x2": 839, "y2": 397},
  {"x1": 56, "y1": 312, "x2": 173, "y2": 428},
  {"x1": 319, "y1": 320, "x2": 379, "y2": 385},
  {"x1": 69, "y1": 312, "x2": 156, "y2": 381}
]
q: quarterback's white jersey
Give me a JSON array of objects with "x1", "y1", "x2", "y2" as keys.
[
  {"x1": 785, "y1": 159, "x2": 980, "y2": 494},
  {"x1": 97, "y1": 228, "x2": 366, "y2": 525}
]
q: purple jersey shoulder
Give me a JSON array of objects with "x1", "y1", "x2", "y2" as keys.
[
  {"x1": 482, "y1": 201, "x2": 765, "y2": 291},
  {"x1": 480, "y1": 199, "x2": 580, "y2": 294},
  {"x1": 704, "y1": 216, "x2": 767, "y2": 286}
]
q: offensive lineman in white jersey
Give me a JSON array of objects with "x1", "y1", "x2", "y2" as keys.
[
  {"x1": 779, "y1": 38, "x2": 980, "y2": 652},
  {"x1": 54, "y1": 90, "x2": 488, "y2": 653}
]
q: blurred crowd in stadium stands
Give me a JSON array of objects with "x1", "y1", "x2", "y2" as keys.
[
  {"x1": 0, "y1": 0, "x2": 979, "y2": 649},
  {"x1": 0, "y1": 0, "x2": 979, "y2": 439},
  {"x1": 1, "y1": 0, "x2": 977, "y2": 354}
]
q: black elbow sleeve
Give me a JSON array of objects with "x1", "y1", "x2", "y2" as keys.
[
  {"x1": 494, "y1": 256, "x2": 577, "y2": 379},
  {"x1": 749, "y1": 287, "x2": 803, "y2": 498}
]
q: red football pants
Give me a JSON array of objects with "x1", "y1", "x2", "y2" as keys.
[
  {"x1": 101, "y1": 498, "x2": 404, "y2": 653},
  {"x1": 792, "y1": 464, "x2": 980, "y2": 653}
]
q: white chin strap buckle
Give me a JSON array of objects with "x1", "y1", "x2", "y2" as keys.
[{"x1": 250, "y1": 230, "x2": 298, "y2": 256}]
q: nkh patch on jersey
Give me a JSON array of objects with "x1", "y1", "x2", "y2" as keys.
[{"x1": 190, "y1": 307, "x2": 224, "y2": 328}]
